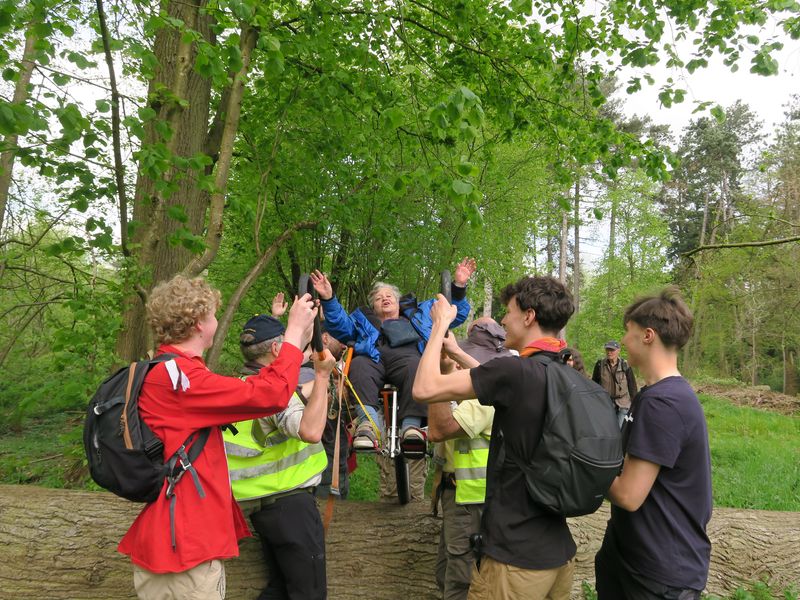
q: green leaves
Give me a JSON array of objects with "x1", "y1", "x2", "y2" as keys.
[
  {"x1": 451, "y1": 179, "x2": 473, "y2": 196},
  {"x1": 710, "y1": 105, "x2": 726, "y2": 123}
]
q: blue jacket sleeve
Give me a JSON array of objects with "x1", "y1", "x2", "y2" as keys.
[
  {"x1": 320, "y1": 296, "x2": 357, "y2": 344},
  {"x1": 451, "y1": 288, "x2": 470, "y2": 328}
]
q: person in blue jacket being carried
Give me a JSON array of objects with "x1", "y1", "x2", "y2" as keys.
[{"x1": 310, "y1": 258, "x2": 475, "y2": 454}]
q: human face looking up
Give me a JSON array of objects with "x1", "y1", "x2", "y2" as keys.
[{"x1": 373, "y1": 286, "x2": 400, "y2": 320}]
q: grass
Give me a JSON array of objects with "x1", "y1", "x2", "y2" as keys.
[
  {"x1": 0, "y1": 411, "x2": 89, "y2": 489},
  {"x1": 699, "y1": 394, "x2": 800, "y2": 511},
  {"x1": 1, "y1": 391, "x2": 799, "y2": 512},
  {"x1": 581, "y1": 580, "x2": 798, "y2": 599},
  {"x1": 348, "y1": 454, "x2": 381, "y2": 501}
]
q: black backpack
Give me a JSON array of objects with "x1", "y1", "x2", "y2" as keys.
[
  {"x1": 503, "y1": 352, "x2": 623, "y2": 517},
  {"x1": 83, "y1": 354, "x2": 210, "y2": 505}
]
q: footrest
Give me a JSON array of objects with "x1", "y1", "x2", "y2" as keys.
[
  {"x1": 400, "y1": 437, "x2": 427, "y2": 460},
  {"x1": 352, "y1": 437, "x2": 379, "y2": 453}
]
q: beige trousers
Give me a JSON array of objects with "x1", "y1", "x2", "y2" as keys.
[
  {"x1": 133, "y1": 559, "x2": 226, "y2": 600},
  {"x1": 467, "y1": 555, "x2": 574, "y2": 600}
]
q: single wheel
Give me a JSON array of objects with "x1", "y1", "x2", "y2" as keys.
[{"x1": 394, "y1": 453, "x2": 411, "y2": 505}]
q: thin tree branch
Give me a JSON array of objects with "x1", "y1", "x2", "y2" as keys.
[
  {"x1": 683, "y1": 236, "x2": 800, "y2": 257},
  {"x1": 96, "y1": 0, "x2": 130, "y2": 255}
]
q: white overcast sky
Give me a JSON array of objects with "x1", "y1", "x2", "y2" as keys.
[
  {"x1": 618, "y1": 23, "x2": 800, "y2": 140},
  {"x1": 575, "y1": 23, "x2": 800, "y2": 271}
]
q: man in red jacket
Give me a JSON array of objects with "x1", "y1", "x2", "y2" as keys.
[{"x1": 118, "y1": 275, "x2": 317, "y2": 599}]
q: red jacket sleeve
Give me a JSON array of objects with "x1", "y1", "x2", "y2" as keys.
[{"x1": 145, "y1": 343, "x2": 303, "y2": 432}]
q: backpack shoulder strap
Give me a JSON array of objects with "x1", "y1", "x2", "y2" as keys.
[{"x1": 122, "y1": 353, "x2": 180, "y2": 452}]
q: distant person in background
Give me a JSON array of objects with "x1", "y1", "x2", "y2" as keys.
[
  {"x1": 595, "y1": 287, "x2": 711, "y2": 600},
  {"x1": 592, "y1": 340, "x2": 638, "y2": 427},
  {"x1": 563, "y1": 347, "x2": 588, "y2": 377}
]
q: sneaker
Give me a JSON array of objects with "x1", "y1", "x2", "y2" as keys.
[
  {"x1": 352, "y1": 422, "x2": 378, "y2": 452},
  {"x1": 400, "y1": 426, "x2": 427, "y2": 459}
]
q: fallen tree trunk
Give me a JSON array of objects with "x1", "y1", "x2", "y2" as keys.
[{"x1": 0, "y1": 485, "x2": 797, "y2": 599}]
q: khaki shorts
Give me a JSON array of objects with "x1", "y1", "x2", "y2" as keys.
[
  {"x1": 467, "y1": 555, "x2": 574, "y2": 600},
  {"x1": 133, "y1": 559, "x2": 226, "y2": 600}
]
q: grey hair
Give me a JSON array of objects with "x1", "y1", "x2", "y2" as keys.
[
  {"x1": 368, "y1": 282, "x2": 401, "y2": 306},
  {"x1": 239, "y1": 333, "x2": 283, "y2": 362}
]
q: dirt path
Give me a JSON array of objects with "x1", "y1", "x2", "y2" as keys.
[{"x1": 694, "y1": 381, "x2": 800, "y2": 415}]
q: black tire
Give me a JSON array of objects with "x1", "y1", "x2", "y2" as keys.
[{"x1": 394, "y1": 453, "x2": 411, "y2": 505}]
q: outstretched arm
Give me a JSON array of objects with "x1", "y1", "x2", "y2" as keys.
[
  {"x1": 442, "y1": 332, "x2": 480, "y2": 370},
  {"x1": 297, "y1": 349, "x2": 336, "y2": 443},
  {"x1": 311, "y1": 270, "x2": 357, "y2": 344},
  {"x1": 413, "y1": 294, "x2": 476, "y2": 404}
]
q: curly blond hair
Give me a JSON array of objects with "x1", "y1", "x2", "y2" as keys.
[{"x1": 146, "y1": 275, "x2": 221, "y2": 345}]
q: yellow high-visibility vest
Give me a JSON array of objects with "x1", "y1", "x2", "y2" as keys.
[
  {"x1": 453, "y1": 434, "x2": 490, "y2": 505},
  {"x1": 223, "y1": 393, "x2": 326, "y2": 501}
]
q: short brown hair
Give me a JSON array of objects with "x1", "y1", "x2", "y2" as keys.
[
  {"x1": 623, "y1": 286, "x2": 693, "y2": 350},
  {"x1": 146, "y1": 275, "x2": 221, "y2": 345},
  {"x1": 500, "y1": 276, "x2": 574, "y2": 334}
]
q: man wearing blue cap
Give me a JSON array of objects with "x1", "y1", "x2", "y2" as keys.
[
  {"x1": 224, "y1": 312, "x2": 335, "y2": 600},
  {"x1": 592, "y1": 340, "x2": 638, "y2": 428}
]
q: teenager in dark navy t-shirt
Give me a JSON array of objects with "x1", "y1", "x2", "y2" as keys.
[{"x1": 595, "y1": 287, "x2": 712, "y2": 600}]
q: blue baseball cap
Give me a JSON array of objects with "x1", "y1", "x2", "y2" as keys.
[{"x1": 240, "y1": 315, "x2": 285, "y2": 346}]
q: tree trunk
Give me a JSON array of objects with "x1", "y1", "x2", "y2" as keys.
[
  {"x1": 115, "y1": 0, "x2": 213, "y2": 362},
  {"x1": 0, "y1": 23, "x2": 39, "y2": 238},
  {"x1": 559, "y1": 210, "x2": 568, "y2": 284},
  {"x1": 572, "y1": 180, "x2": 580, "y2": 313},
  {"x1": 483, "y1": 279, "x2": 492, "y2": 318},
  {"x1": 182, "y1": 24, "x2": 259, "y2": 278},
  {"x1": 1, "y1": 485, "x2": 798, "y2": 599}
]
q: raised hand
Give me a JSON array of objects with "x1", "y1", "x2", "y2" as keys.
[
  {"x1": 271, "y1": 292, "x2": 288, "y2": 317},
  {"x1": 313, "y1": 348, "x2": 337, "y2": 377},
  {"x1": 430, "y1": 293, "x2": 458, "y2": 327},
  {"x1": 454, "y1": 257, "x2": 477, "y2": 286},
  {"x1": 284, "y1": 293, "x2": 317, "y2": 350},
  {"x1": 441, "y1": 329, "x2": 461, "y2": 356},
  {"x1": 309, "y1": 270, "x2": 334, "y2": 300}
]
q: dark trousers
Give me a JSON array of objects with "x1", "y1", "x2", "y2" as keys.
[
  {"x1": 249, "y1": 491, "x2": 327, "y2": 600},
  {"x1": 435, "y1": 486, "x2": 483, "y2": 600},
  {"x1": 348, "y1": 343, "x2": 427, "y2": 422},
  {"x1": 595, "y1": 534, "x2": 701, "y2": 600}
]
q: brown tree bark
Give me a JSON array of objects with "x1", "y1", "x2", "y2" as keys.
[
  {"x1": 1, "y1": 485, "x2": 798, "y2": 599},
  {"x1": 0, "y1": 23, "x2": 39, "y2": 238},
  {"x1": 115, "y1": 0, "x2": 214, "y2": 362},
  {"x1": 572, "y1": 180, "x2": 580, "y2": 313}
]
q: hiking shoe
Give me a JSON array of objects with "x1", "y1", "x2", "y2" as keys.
[
  {"x1": 400, "y1": 426, "x2": 427, "y2": 459},
  {"x1": 352, "y1": 422, "x2": 379, "y2": 452}
]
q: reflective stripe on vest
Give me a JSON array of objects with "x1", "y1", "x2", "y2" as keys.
[
  {"x1": 452, "y1": 435, "x2": 490, "y2": 505},
  {"x1": 222, "y1": 395, "x2": 326, "y2": 502}
]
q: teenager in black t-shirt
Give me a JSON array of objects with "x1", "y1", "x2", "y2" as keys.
[
  {"x1": 595, "y1": 287, "x2": 712, "y2": 600},
  {"x1": 413, "y1": 275, "x2": 577, "y2": 600}
]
